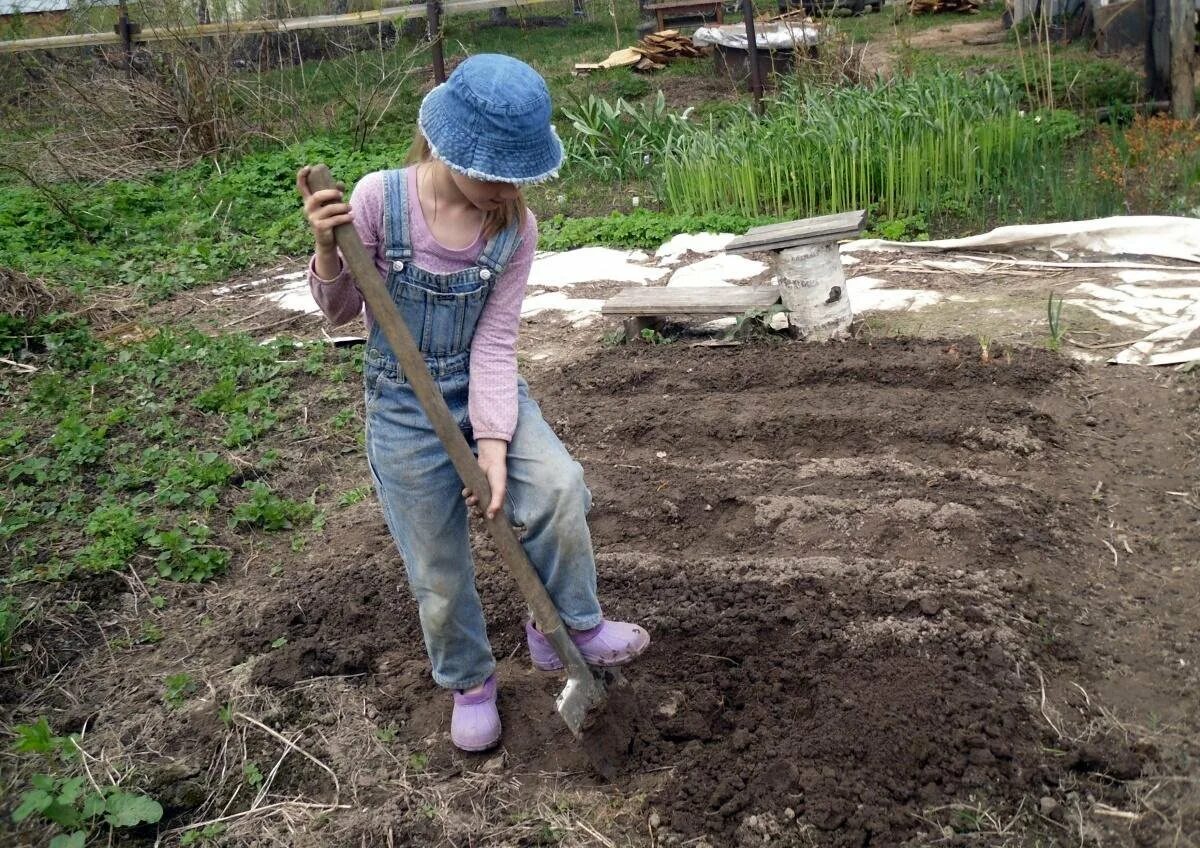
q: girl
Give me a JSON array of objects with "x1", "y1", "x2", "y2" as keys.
[{"x1": 297, "y1": 54, "x2": 649, "y2": 753}]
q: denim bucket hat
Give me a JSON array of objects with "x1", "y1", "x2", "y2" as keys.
[{"x1": 418, "y1": 54, "x2": 563, "y2": 186}]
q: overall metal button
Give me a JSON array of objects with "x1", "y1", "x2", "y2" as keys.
[
  {"x1": 392, "y1": 260, "x2": 405, "y2": 272},
  {"x1": 479, "y1": 268, "x2": 492, "y2": 281}
]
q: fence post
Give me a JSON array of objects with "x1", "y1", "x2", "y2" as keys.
[
  {"x1": 741, "y1": 0, "x2": 763, "y2": 115},
  {"x1": 114, "y1": 0, "x2": 140, "y2": 73},
  {"x1": 428, "y1": 0, "x2": 446, "y2": 83}
]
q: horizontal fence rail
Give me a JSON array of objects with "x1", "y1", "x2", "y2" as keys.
[{"x1": 0, "y1": 0, "x2": 560, "y2": 54}]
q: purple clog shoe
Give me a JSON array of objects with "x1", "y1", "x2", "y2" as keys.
[
  {"x1": 451, "y1": 675, "x2": 501, "y2": 752},
  {"x1": 526, "y1": 619, "x2": 650, "y2": 671}
]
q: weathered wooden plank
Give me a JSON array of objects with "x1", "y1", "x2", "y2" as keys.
[
  {"x1": 726, "y1": 210, "x2": 867, "y2": 254},
  {"x1": 601, "y1": 285, "x2": 780, "y2": 315},
  {"x1": 644, "y1": 0, "x2": 722, "y2": 10}
]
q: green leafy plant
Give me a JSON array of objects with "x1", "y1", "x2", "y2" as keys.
[
  {"x1": 180, "y1": 823, "x2": 228, "y2": 845},
  {"x1": 243, "y1": 761, "x2": 264, "y2": 789},
  {"x1": 12, "y1": 718, "x2": 78, "y2": 760},
  {"x1": 601, "y1": 328, "x2": 627, "y2": 348},
  {"x1": 725, "y1": 305, "x2": 791, "y2": 342},
  {"x1": 871, "y1": 213, "x2": 930, "y2": 241},
  {"x1": 163, "y1": 672, "x2": 197, "y2": 707},
  {"x1": 75, "y1": 501, "x2": 148, "y2": 574},
  {"x1": 336, "y1": 486, "x2": 371, "y2": 507},
  {"x1": 639, "y1": 327, "x2": 674, "y2": 346},
  {"x1": 1046, "y1": 292, "x2": 1067, "y2": 351},
  {"x1": 561, "y1": 90, "x2": 693, "y2": 181},
  {"x1": 145, "y1": 522, "x2": 231, "y2": 582},
  {"x1": 0, "y1": 594, "x2": 29, "y2": 663},
  {"x1": 231, "y1": 482, "x2": 315, "y2": 531},
  {"x1": 978, "y1": 334, "x2": 993, "y2": 364},
  {"x1": 10, "y1": 718, "x2": 162, "y2": 846},
  {"x1": 12, "y1": 775, "x2": 163, "y2": 846}
]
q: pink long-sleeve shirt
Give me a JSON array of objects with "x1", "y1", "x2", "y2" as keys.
[{"x1": 307, "y1": 168, "x2": 537, "y2": 442}]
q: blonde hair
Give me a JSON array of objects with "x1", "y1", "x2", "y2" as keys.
[{"x1": 406, "y1": 132, "x2": 526, "y2": 239}]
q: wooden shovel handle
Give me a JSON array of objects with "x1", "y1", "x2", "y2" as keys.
[{"x1": 305, "y1": 164, "x2": 573, "y2": 648}]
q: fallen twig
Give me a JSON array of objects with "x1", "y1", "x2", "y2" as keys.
[{"x1": 0, "y1": 357, "x2": 38, "y2": 373}]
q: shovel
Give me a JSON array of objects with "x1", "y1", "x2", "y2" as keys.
[{"x1": 304, "y1": 165, "x2": 628, "y2": 758}]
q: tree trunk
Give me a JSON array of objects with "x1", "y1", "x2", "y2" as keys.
[
  {"x1": 1146, "y1": 0, "x2": 1172, "y2": 100},
  {"x1": 1170, "y1": 0, "x2": 1195, "y2": 118}
]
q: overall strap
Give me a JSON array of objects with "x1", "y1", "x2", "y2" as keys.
[
  {"x1": 476, "y1": 217, "x2": 524, "y2": 278},
  {"x1": 382, "y1": 168, "x2": 413, "y2": 261}
]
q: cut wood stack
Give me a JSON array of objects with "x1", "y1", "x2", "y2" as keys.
[
  {"x1": 631, "y1": 29, "x2": 707, "y2": 70},
  {"x1": 907, "y1": 0, "x2": 981, "y2": 12},
  {"x1": 573, "y1": 30, "x2": 706, "y2": 74},
  {"x1": 764, "y1": 8, "x2": 816, "y2": 22}
]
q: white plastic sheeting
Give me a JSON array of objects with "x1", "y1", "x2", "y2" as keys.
[
  {"x1": 667, "y1": 254, "x2": 767, "y2": 288},
  {"x1": 693, "y1": 22, "x2": 822, "y2": 50},
  {"x1": 655, "y1": 232, "x2": 736, "y2": 264},
  {"x1": 845, "y1": 276, "x2": 943, "y2": 313},
  {"x1": 844, "y1": 216, "x2": 1200, "y2": 366},
  {"x1": 527, "y1": 247, "x2": 666, "y2": 288},
  {"x1": 218, "y1": 216, "x2": 1200, "y2": 366},
  {"x1": 845, "y1": 216, "x2": 1200, "y2": 265}
]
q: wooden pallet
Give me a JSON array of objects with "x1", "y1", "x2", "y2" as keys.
[
  {"x1": 601, "y1": 285, "x2": 781, "y2": 339},
  {"x1": 725, "y1": 209, "x2": 867, "y2": 255}
]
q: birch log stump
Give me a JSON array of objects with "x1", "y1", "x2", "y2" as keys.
[{"x1": 777, "y1": 242, "x2": 852, "y2": 340}]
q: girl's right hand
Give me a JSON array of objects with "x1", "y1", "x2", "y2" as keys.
[{"x1": 297, "y1": 165, "x2": 353, "y2": 251}]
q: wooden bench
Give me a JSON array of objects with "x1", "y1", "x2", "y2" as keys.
[
  {"x1": 600, "y1": 210, "x2": 867, "y2": 342},
  {"x1": 725, "y1": 210, "x2": 866, "y2": 254},
  {"x1": 601, "y1": 285, "x2": 781, "y2": 341},
  {"x1": 643, "y1": 0, "x2": 724, "y2": 31}
]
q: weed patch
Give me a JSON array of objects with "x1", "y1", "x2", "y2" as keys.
[
  {"x1": 0, "y1": 325, "x2": 354, "y2": 598},
  {"x1": 9, "y1": 718, "x2": 163, "y2": 847}
]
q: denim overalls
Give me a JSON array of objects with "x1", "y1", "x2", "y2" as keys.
[{"x1": 364, "y1": 169, "x2": 603, "y2": 691}]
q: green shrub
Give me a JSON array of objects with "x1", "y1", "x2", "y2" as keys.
[{"x1": 539, "y1": 209, "x2": 774, "y2": 251}]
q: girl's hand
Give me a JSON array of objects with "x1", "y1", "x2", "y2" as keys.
[
  {"x1": 464, "y1": 439, "x2": 507, "y2": 520},
  {"x1": 296, "y1": 165, "x2": 353, "y2": 251}
]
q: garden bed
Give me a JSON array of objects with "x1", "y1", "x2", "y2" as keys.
[{"x1": 5, "y1": 322, "x2": 1197, "y2": 846}]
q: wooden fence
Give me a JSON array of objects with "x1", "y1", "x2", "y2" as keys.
[{"x1": 0, "y1": 0, "x2": 560, "y2": 54}]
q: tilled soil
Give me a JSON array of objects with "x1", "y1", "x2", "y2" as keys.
[
  {"x1": 11, "y1": 335, "x2": 1198, "y2": 847},
  {"x1": 231, "y1": 337, "x2": 1197, "y2": 845}
]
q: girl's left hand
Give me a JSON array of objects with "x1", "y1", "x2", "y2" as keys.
[{"x1": 464, "y1": 438, "x2": 507, "y2": 520}]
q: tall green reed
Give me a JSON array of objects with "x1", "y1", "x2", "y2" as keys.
[{"x1": 661, "y1": 74, "x2": 1069, "y2": 221}]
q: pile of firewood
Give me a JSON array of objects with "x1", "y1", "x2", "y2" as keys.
[
  {"x1": 908, "y1": 0, "x2": 981, "y2": 12},
  {"x1": 574, "y1": 30, "x2": 707, "y2": 74},
  {"x1": 631, "y1": 30, "x2": 707, "y2": 70}
]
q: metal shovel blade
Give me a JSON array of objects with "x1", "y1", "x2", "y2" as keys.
[
  {"x1": 541, "y1": 623, "x2": 609, "y2": 736},
  {"x1": 556, "y1": 668, "x2": 611, "y2": 737}
]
